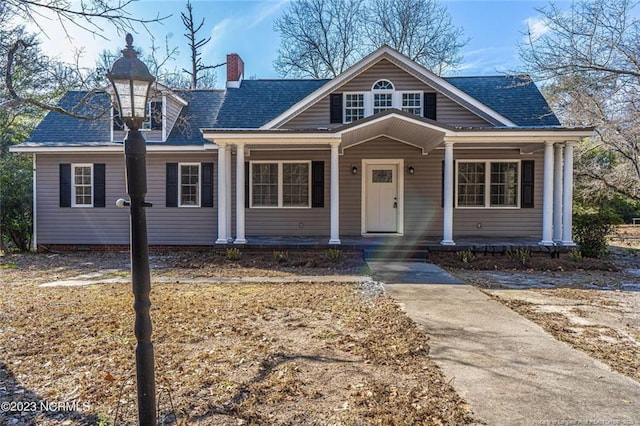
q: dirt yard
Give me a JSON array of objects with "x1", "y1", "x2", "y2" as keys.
[
  {"x1": 438, "y1": 227, "x2": 640, "y2": 385},
  {"x1": 0, "y1": 250, "x2": 473, "y2": 425}
]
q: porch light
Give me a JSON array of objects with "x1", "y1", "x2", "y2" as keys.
[
  {"x1": 408, "y1": 166, "x2": 415, "y2": 175},
  {"x1": 106, "y1": 34, "x2": 156, "y2": 124},
  {"x1": 106, "y1": 34, "x2": 157, "y2": 425},
  {"x1": 352, "y1": 165, "x2": 358, "y2": 174}
]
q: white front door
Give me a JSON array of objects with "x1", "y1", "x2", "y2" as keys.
[{"x1": 365, "y1": 164, "x2": 398, "y2": 233}]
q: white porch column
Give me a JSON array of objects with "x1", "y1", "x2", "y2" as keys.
[
  {"x1": 225, "y1": 148, "x2": 233, "y2": 241},
  {"x1": 235, "y1": 144, "x2": 247, "y2": 244},
  {"x1": 553, "y1": 144, "x2": 564, "y2": 241},
  {"x1": 329, "y1": 142, "x2": 341, "y2": 244},
  {"x1": 562, "y1": 142, "x2": 576, "y2": 245},
  {"x1": 215, "y1": 143, "x2": 228, "y2": 244},
  {"x1": 540, "y1": 141, "x2": 555, "y2": 245},
  {"x1": 441, "y1": 141, "x2": 455, "y2": 245}
]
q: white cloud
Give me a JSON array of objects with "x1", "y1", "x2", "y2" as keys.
[{"x1": 524, "y1": 16, "x2": 550, "y2": 41}]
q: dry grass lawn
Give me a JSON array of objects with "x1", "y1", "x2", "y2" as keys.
[{"x1": 0, "y1": 251, "x2": 473, "y2": 425}]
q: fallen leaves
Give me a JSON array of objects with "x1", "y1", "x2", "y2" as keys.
[{"x1": 0, "y1": 252, "x2": 474, "y2": 425}]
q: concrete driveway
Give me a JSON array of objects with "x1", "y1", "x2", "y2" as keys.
[{"x1": 370, "y1": 261, "x2": 640, "y2": 425}]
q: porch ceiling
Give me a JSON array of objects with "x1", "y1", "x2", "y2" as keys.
[{"x1": 339, "y1": 115, "x2": 446, "y2": 154}]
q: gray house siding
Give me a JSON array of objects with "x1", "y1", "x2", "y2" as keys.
[
  {"x1": 338, "y1": 140, "x2": 544, "y2": 238},
  {"x1": 36, "y1": 153, "x2": 218, "y2": 246},
  {"x1": 452, "y1": 150, "x2": 544, "y2": 238},
  {"x1": 283, "y1": 59, "x2": 491, "y2": 129},
  {"x1": 340, "y1": 137, "x2": 443, "y2": 237},
  {"x1": 241, "y1": 150, "x2": 331, "y2": 236}
]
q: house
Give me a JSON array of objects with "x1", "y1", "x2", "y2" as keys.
[{"x1": 11, "y1": 46, "x2": 592, "y2": 250}]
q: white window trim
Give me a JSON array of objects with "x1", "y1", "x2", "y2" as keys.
[
  {"x1": 249, "y1": 160, "x2": 312, "y2": 209},
  {"x1": 401, "y1": 91, "x2": 423, "y2": 115},
  {"x1": 342, "y1": 82, "x2": 424, "y2": 123},
  {"x1": 179, "y1": 162, "x2": 201, "y2": 208},
  {"x1": 343, "y1": 92, "x2": 366, "y2": 124},
  {"x1": 372, "y1": 79, "x2": 395, "y2": 115},
  {"x1": 455, "y1": 160, "x2": 521, "y2": 209},
  {"x1": 71, "y1": 163, "x2": 93, "y2": 208}
]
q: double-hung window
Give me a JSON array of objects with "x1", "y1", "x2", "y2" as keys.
[
  {"x1": 72, "y1": 164, "x2": 93, "y2": 207},
  {"x1": 402, "y1": 92, "x2": 422, "y2": 115},
  {"x1": 372, "y1": 79, "x2": 394, "y2": 114},
  {"x1": 341, "y1": 80, "x2": 425, "y2": 123},
  {"x1": 251, "y1": 162, "x2": 310, "y2": 208},
  {"x1": 344, "y1": 93, "x2": 365, "y2": 123},
  {"x1": 457, "y1": 161, "x2": 519, "y2": 208},
  {"x1": 180, "y1": 163, "x2": 200, "y2": 207}
]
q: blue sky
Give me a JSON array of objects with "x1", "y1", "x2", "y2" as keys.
[{"x1": 32, "y1": 0, "x2": 556, "y2": 86}]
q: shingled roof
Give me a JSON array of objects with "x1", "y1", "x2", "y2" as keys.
[
  {"x1": 165, "y1": 90, "x2": 224, "y2": 145},
  {"x1": 445, "y1": 75, "x2": 560, "y2": 127},
  {"x1": 22, "y1": 73, "x2": 559, "y2": 148},
  {"x1": 213, "y1": 79, "x2": 329, "y2": 128},
  {"x1": 24, "y1": 91, "x2": 114, "y2": 146}
]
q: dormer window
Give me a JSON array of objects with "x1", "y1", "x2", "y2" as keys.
[
  {"x1": 340, "y1": 80, "x2": 426, "y2": 123},
  {"x1": 113, "y1": 100, "x2": 163, "y2": 131},
  {"x1": 143, "y1": 100, "x2": 163, "y2": 131},
  {"x1": 372, "y1": 80, "x2": 394, "y2": 114}
]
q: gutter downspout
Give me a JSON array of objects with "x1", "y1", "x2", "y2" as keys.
[{"x1": 32, "y1": 153, "x2": 37, "y2": 251}]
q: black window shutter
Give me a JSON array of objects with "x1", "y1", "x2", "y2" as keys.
[
  {"x1": 59, "y1": 164, "x2": 71, "y2": 208},
  {"x1": 521, "y1": 160, "x2": 535, "y2": 208},
  {"x1": 150, "y1": 101, "x2": 162, "y2": 130},
  {"x1": 245, "y1": 162, "x2": 250, "y2": 208},
  {"x1": 441, "y1": 160, "x2": 456, "y2": 208},
  {"x1": 93, "y1": 163, "x2": 106, "y2": 208},
  {"x1": 201, "y1": 163, "x2": 214, "y2": 207},
  {"x1": 424, "y1": 93, "x2": 437, "y2": 120},
  {"x1": 166, "y1": 163, "x2": 178, "y2": 207},
  {"x1": 311, "y1": 161, "x2": 324, "y2": 208},
  {"x1": 330, "y1": 94, "x2": 343, "y2": 124}
]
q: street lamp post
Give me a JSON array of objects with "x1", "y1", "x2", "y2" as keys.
[{"x1": 107, "y1": 34, "x2": 157, "y2": 426}]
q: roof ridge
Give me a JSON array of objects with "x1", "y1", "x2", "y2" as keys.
[
  {"x1": 243, "y1": 78, "x2": 330, "y2": 82},
  {"x1": 445, "y1": 74, "x2": 532, "y2": 79}
]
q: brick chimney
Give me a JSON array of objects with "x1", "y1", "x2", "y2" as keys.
[{"x1": 226, "y1": 53, "x2": 244, "y2": 88}]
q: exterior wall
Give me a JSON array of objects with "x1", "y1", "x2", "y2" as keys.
[
  {"x1": 452, "y1": 149, "x2": 544, "y2": 238},
  {"x1": 35, "y1": 144, "x2": 545, "y2": 245},
  {"x1": 340, "y1": 137, "x2": 443, "y2": 237},
  {"x1": 241, "y1": 149, "x2": 331, "y2": 236},
  {"x1": 282, "y1": 59, "x2": 490, "y2": 129},
  {"x1": 35, "y1": 152, "x2": 217, "y2": 246}
]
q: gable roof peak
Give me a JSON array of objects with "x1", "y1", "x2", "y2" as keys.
[{"x1": 261, "y1": 45, "x2": 518, "y2": 129}]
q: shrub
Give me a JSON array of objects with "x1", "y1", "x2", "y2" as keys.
[
  {"x1": 225, "y1": 247, "x2": 241, "y2": 261},
  {"x1": 567, "y1": 248, "x2": 583, "y2": 262},
  {"x1": 455, "y1": 249, "x2": 475, "y2": 264},
  {"x1": 272, "y1": 250, "x2": 289, "y2": 263},
  {"x1": 0, "y1": 154, "x2": 32, "y2": 251},
  {"x1": 573, "y1": 211, "x2": 621, "y2": 258},
  {"x1": 325, "y1": 248, "x2": 343, "y2": 263},
  {"x1": 507, "y1": 248, "x2": 531, "y2": 266}
]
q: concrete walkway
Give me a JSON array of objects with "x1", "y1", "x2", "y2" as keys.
[{"x1": 371, "y1": 262, "x2": 640, "y2": 425}]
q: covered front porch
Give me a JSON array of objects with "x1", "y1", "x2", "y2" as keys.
[{"x1": 202, "y1": 111, "x2": 591, "y2": 248}]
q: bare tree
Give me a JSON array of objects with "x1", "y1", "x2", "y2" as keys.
[
  {"x1": 520, "y1": 0, "x2": 640, "y2": 203},
  {"x1": 180, "y1": 0, "x2": 224, "y2": 89},
  {"x1": 273, "y1": 0, "x2": 465, "y2": 78},
  {"x1": 365, "y1": 0, "x2": 466, "y2": 75},
  {"x1": 273, "y1": 0, "x2": 366, "y2": 78},
  {"x1": 1, "y1": 0, "x2": 168, "y2": 117}
]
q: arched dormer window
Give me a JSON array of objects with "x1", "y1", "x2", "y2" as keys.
[
  {"x1": 372, "y1": 79, "x2": 394, "y2": 114},
  {"x1": 372, "y1": 79, "x2": 394, "y2": 91}
]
